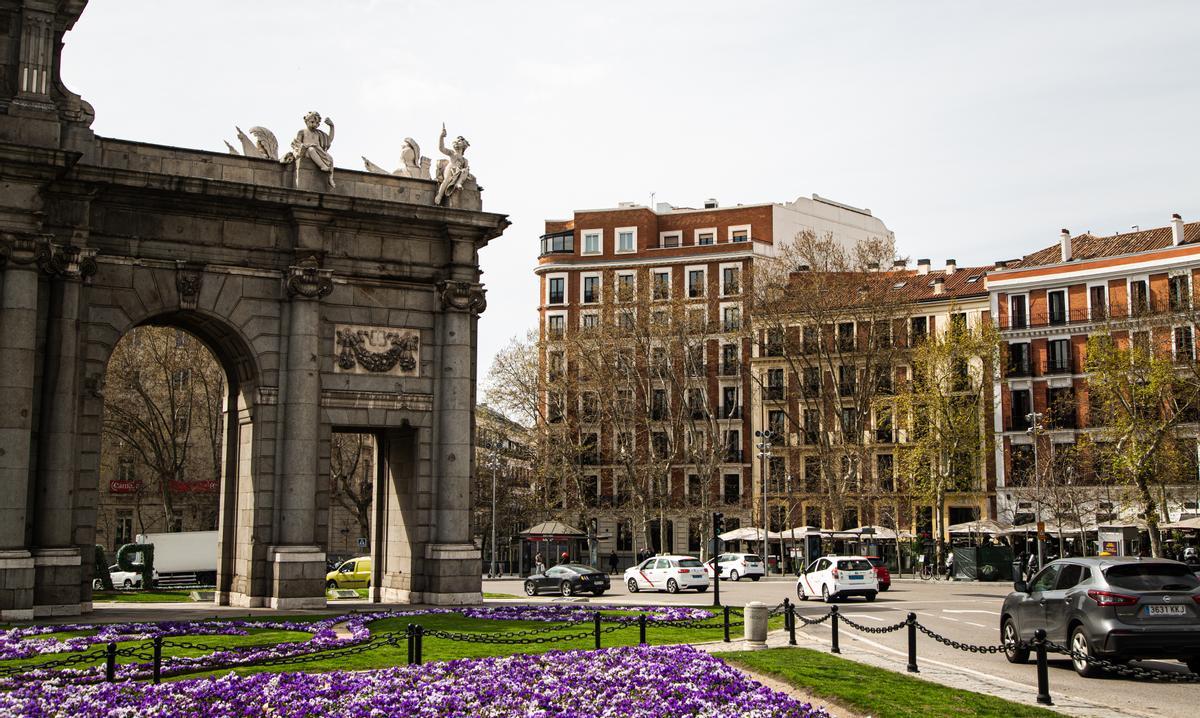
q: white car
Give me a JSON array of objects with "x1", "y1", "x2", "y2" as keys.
[
  {"x1": 92, "y1": 564, "x2": 157, "y2": 590},
  {"x1": 796, "y1": 555, "x2": 879, "y2": 602},
  {"x1": 625, "y1": 555, "x2": 710, "y2": 593},
  {"x1": 705, "y1": 553, "x2": 766, "y2": 581}
]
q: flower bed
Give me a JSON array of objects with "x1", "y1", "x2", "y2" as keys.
[{"x1": 0, "y1": 645, "x2": 831, "y2": 717}]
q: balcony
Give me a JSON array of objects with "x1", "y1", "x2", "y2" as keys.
[
  {"x1": 1007, "y1": 359, "x2": 1031, "y2": 377},
  {"x1": 686, "y1": 363, "x2": 706, "y2": 378},
  {"x1": 539, "y1": 231, "x2": 574, "y2": 257},
  {"x1": 724, "y1": 449, "x2": 744, "y2": 463},
  {"x1": 720, "y1": 362, "x2": 740, "y2": 376},
  {"x1": 1044, "y1": 358, "x2": 1073, "y2": 375},
  {"x1": 722, "y1": 406, "x2": 742, "y2": 419},
  {"x1": 764, "y1": 386, "x2": 784, "y2": 401}
]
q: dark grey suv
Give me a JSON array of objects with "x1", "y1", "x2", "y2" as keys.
[{"x1": 1000, "y1": 557, "x2": 1200, "y2": 677}]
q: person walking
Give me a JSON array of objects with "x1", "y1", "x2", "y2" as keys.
[
  {"x1": 945, "y1": 551, "x2": 955, "y2": 581},
  {"x1": 608, "y1": 550, "x2": 619, "y2": 575},
  {"x1": 533, "y1": 553, "x2": 546, "y2": 576}
]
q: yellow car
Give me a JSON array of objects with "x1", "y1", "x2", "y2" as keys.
[{"x1": 326, "y1": 556, "x2": 371, "y2": 590}]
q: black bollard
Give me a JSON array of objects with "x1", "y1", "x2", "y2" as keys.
[
  {"x1": 1034, "y1": 629, "x2": 1053, "y2": 706},
  {"x1": 829, "y1": 606, "x2": 840, "y2": 654},
  {"x1": 152, "y1": 636, "x2": 163, "y2": 684},
  {"x1": 639, "y1": 613, "x2": 647, "y2": 645},
  {"x1": 406, "y1": 624, "x2": 415, "y2": 665},
  {"x1": 906, "y1": 613, "x2": 919, "y2": 673},
  {"x1": 415, "y1": 625, "x2": 424, "y2": 665},
  {"x1": 723, "y1": 605, "x2": 731, "y2": 643},
  {"x1": 593, "y1": 612, "x2": 601, "y2": 650},
  {"x1": 105, "y1": 641, "x2": 117, "y2": 682},
  {"x1": 787, "y1": 601, "x2": 797, "y2": 646}
]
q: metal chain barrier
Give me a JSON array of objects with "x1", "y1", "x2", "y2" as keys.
[
  {"x1": 423, "y1": 627, "x2": 595, "y2": 645},
  {"x1": 836, "y1": 613, "x2": 908, "y2": 635},
  {"x1": 1044, "y1": 640, "x2": 1200, "y2": 683},
  {"x1": 791, "y1": 608, "x2": 833, "y2": 626},
  {"x1": 913, "y1": 623, "x2": 1013, "y2": 654}
]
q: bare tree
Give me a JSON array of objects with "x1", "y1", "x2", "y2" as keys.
[{"x1": 330, "y1": 432, "x2": 374, "y2": 542}]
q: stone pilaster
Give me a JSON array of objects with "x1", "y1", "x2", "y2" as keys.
[{"x1": 270, "y1": 256, "x2": 332, "y2": 608}]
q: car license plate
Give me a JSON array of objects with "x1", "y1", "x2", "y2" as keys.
[
  {"x1": 849, "y1": 574, "x2": 863, "y2": 581},
  {"x1": 1146, "y1": 605, "x2": 1187, "y2": 616}
]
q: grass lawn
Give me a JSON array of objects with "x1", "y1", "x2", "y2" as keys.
[
  {"x1": 719, "y1": 648, "x2": 1062, "y2": 718},
  {"x1": 482, "y1": 592, "x2": 521, "y2": 599},
  {"x1": 92, "y1": 590, "x2": 197, "y2": 603}
]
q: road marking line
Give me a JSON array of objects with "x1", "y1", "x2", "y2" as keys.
[
  {"x1": 844, "y1": 613, "x2": 886, "y2": 622},
  {"x1": 943, "y1": 609, "x2": 1001, "y2": 615},
  {"x1": 964, "y1": 621, "x2": 987, "y2": 628}
]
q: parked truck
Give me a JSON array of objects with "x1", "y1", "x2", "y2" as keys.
[{"x1": 134, "y1": 530, "x2": 219, "y2": 586}]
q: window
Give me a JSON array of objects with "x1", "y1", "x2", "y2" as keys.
[
  {"x1": 910, "y1": 316, "x2": 928, "y2": 344},
  {"x1": 1129, "y1": 280, "x2": 1149, "y2": 315},
  {"x1": 1176, "y1": 326, "x2": 1195, "y2": 362},
  {"x1": 723, "y1": 474, "x2": 741, "y2": 503},
  {"x1": 651, "y1": 389, "x2": 667, "y2": 420},
  {"x1": 582, "y1": 275, "x2": 599, "y2": 304},
  {"x1": 688, "y1": 269, "x2": 705, "y2": 298},
  {"x1": 721, "y1": 344, "x2": 739, "y2": 375},
  {"x1": 117, "y1": 458, "x2": 135, "y2": 482},
  {"x1": 722, "y1": 387, "x2": 740, "y2": 419},
  {"x1": 768, "y1": 410, "x2": 786, "y2": 436},
  {"x1": 617, "y1": 520, "x2": 633, "y2": 551},
  {"x1": 581, "y1": 312, "x2": 598, "y2": 329},
  {"x1": 616, "y1": 273, "x2": 635, "y2": 301},
  {"x1": 1010, "y1": 296, "x2": 1027, "y2": 329},
  {"x1": 767, "y1": 456, "x2": 786, "y2": 493},
  {"x1": 652, "y1": 271, "x2": 670, "y2": 300},
  {"x1": 950, "y1": 312, "x2": 968, "y2": 334},
  {"x1": 722, "y1": 266, "x2": 741, "y2": 295},
  {"x1": 688, "y1": 308, "x2": 707, "y2": 330},
  {"x1": 582, "y1": 231, "x2": 602, "y2": 255},
  {"x1": 170, "y1": 368, "x2": 190, "y2": 390},
  {"x1": 802, "y1": 326, "x2": 818, "y2": 354},
  {"x1": 686, "y1": 388, "x2": 706, "y2": 418},
  {"x1": 1047, "y1": 338, "x2": 1071, "y2": 374},
  {"x1": 617, "y1": 310, "x2": 635, "y2": 331},
  {"x1": 1047, "y1": 290, "x2": 1066, "y2": 325},
  {"x1": 875, "y1": 408, "x2": 893, "y2": 443},
  {"x1": 723, "y1": 306, "x2": 741, "y2": 332},
  {"x1": 686, "y1": 344, "x2": 705, "y2": 377},
  {"x1": 838, "y1": 365, "x2": 856, "y2": 396},
  {"x1": 172, "y1": 408, "x2": 189, "y2": 436},
  {"x1": 1171, "y1": 274, "x2": 1191, "y2": 311},
  {"x1": 659, "y1": 231, "x2": 681, "y2": 249},
  {"x1": 872, "y1": 321, "x2": 892, "y2": 349},
  {"x1": 1008, "y1": 343, "x2": 1031, "y2": 376},
  {"x1": 548, "y1": 392, "x2": 564, "y2": 423},
  {"x1": 1010, "y1": 390, "x2": 1032, "y2": 430},
  {"x1": 730, "y1": 226, "x2": 750, "y2": 242},
  {"x1": 616, "y1": 430, "x2": 633, "y2": 457},
  {"x1": 1047, "y1": 387, "x2": 1076, "y2": 428},
  {"x1": 546, "y1": 314, "x2": 565, "y2": 339},
  {"x1": 805, "y1": 505, "x2": 823, "y2": 529},
  {"x1": 837, "y1": 322, "x2": 855, "y2": 351},
  {"x1": 698, "y1": 231, "x2": 715, "y2": 246},
  {"x1": 581, "y1": 392, "x2": 599, "y2": 422},
  {"x1": 581, "y1": 434, "x2": 600, "y2": 466},
  {"x1": 1010, "y1": 444, "x2": 1034, "y2": 486},
  {"x1": 548, "y1": 350, "x2": 564, "y2": 380},
  {"x1": 840, "y1": 407, "x2": 859, "y2": 441},
  {"x1": 169, "y1": 512, "x2": 184, "y2": 532},
  {"x1": 651, "y1": 432, "x2": 669, "y2": 459},
  {"x1": 687, "y1": 475, "x2": 702, "y2": 505},
  {"x1": 1089, "y1": 285, "x2": 1107, "y2": 321},
  {"x1": 803, "y1": 457, "x2": 821, "y2": 491},
  {"x1": 617, "y1": 228, "x2": 636, "y2": 253},
  {"x1": 877, "y1": 454, "x2": 894, "y2": 492},
  {"x1": 765, "y1": 368, "x2": 784, "y2": 400},
  {"x1": 874, "y1": 365, "x2": 894, "y2": 394},
  {"x1": 114, "y1": 510, "x2": 134, "y2": 549},
  {"x1": 803, "y1": 409, "x2": 820, "y2": 444},
  {"x1": 548, "y1": 277, "x2": 565, "y2": 305},
  {"x1": 764, "y1": 328, "x2": 783, "y2": 356}
]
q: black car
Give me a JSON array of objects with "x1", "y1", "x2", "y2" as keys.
[{"x1": 524, "y1": 563, "x2": 610, "y2": 597}]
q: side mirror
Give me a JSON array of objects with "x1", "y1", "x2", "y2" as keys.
[{"x1": 1014, "y1": 580, "x2": 1028, "y2": 593}]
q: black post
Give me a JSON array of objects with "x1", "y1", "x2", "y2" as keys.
[
  {"x1": 906, "y1": 612, "x2": 919, "y2": 673},
  {"x1": 152, "y1": 636, "x2": 163, "y2": 684},
  {"x1": 406, "y1": 624, "x2": 415, "y2": 665},
  {"x1": 415, "y1": 625, "x2": 424, "y2": 665},
  {"x1": 639, "y1": 613, "x2": 647, "y2": 645},
  {"x1": 829, "y1": 606, "x2": 840, "y2": 654},
  {"x1": 723, "y1": 605, "x2": 731, "y2": 643},
  {"x1": 593, "y1": 612, "x2": 601, "y2": 650},
  {"x1": 712, "y1": 512, "x2": 724, "y2": 608},
  {"x1": 1034, "y1": 628, "x2": 1053, "y2": 706},
  {"x1": 786, "y1": 599, "x2": 797, "y2": 646},
  {"x1": 105, "y1": 641, "x2": 117, "y2": 682}
]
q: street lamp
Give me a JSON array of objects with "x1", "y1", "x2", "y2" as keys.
[
  {"x1": 754, "y1": 429, "x2": 777, "y2": 564},
  {"x1": 485, "y1": 452, "x2": 503, "y2": 578},
  {"x1": 1026, "y1": 411, "x2": 1045, "y2": 568}
]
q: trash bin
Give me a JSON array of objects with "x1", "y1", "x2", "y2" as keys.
[
  {"x1": 767, "y1": 555, "x2": 779, "y2": 574},
  {"x1": 1011, "y1": 559, "x2": 1023, "y2": 583}
]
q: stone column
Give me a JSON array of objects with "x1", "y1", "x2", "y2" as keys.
[
  {"x1": 425, "y1": 269, "x2": 486, "y2": 605},
  {"x1": 271, "y1": 256, "x2": 331, "y2": 609},
  {"x1": 32, "y1": 245, "x2": 97, "y2": 617},
  {"x1": 0, "y1": 235, "x2": 48, "y2": 620}
]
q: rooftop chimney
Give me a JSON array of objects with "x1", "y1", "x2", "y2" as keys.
[
  {"x1": 892, "y1": 259, "x2": 907, "y2": 270},
  {"x1": 945, "y1": 259, "x2": 957, "y2": 275},
  {"x1": 1172, "y1": 213, "x2": 1185, "y2": 246},
  {"x1": 704, "y1": 198, "x2": 719, "y2": 209},
  {"x1": 916, "y1": 259, "x2": 931, "y2": 276},
  {"x1": 994, "y1": 259, "x2": 1008, "y2": 270},
  {"x1": 795, "y1": 264, "x2": 811, "y2": 272},
  {"x1": 867, "y1": 261, "x2": 880, "y2": 271},
  {"x1": 932, "y1": 276, "x2": 946, "y2": 295},
  {"x1": 1060, "y1": 228, "x2": 1072, "y2": 262}
]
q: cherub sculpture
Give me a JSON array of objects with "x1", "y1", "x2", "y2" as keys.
[
  {"x1": 281, "y1": 111, "x2": 336, "y2": 188},
  {"x1": 362, "y1": 137, "x2": 431, "y2": 179},
  {"x1": 434, "y1": 124, "x2": 474, "y2": 205},
  {"x1": 224, "y1": 126, "x2": 280, "y2": 160}
]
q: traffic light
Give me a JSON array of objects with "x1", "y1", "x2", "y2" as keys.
[{"x1": 713, "y1": 512, "x2": 724, "y2": 533}]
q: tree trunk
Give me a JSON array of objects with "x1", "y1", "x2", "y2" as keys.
[{"x1": 1135, "y1": 471, "x2": 1163, "y2": 557}]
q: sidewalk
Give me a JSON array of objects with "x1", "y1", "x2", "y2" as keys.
[{"x1": 694, "y1": 627, "x2": 1136, "y2": 718}]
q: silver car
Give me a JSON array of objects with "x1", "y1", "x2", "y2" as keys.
[{"x1": 1001, "y1": 556, "x2": 1200, "y2": 677}]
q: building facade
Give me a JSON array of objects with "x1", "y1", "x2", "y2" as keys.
[
  {"x1": 990, "y1": 215, "x2": 1200, "y2": 528},
  {"x1": 534, "y1": 195, "x2": 892, "y2": 563}
]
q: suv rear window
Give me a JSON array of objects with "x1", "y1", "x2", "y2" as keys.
[
  {"x1": 837, "y1": 559, "x2": 872, "y2": 571},
  {"x1": 1104, "y1": 563, "x2": 1200, "y2": 592},
  {"x1": 674, "y1": 559, "x2": 703, "y2": 568},
  {"x1": 743, "y1": 555, "x2": 762, "y2": 563},
  {"x1": 866, "y1": 557, "x2": 885, "y2": 568}
]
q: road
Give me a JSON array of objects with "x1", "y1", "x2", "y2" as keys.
[{"x1": 486, "y1": 575, "x2": 1193, "y2": 717}]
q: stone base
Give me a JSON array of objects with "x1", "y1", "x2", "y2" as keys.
[
  {"x1": 378, "y1": 586, "x2": 418, "y2": 604},
  {"x1": 423, "y1": 543, "x2": 482, "y2": 605},
  {"x1": 32, "y1": 548, "x2": 82, "y2": 617},
  {"x1": 268, "y1": 545, "x2": 326, "y2": 610},
  {"x1": 0, "y1": 550, "x2": 34, "y2": 620},
  {"x1": 223, "y1": 591, "x2": 267, "y2": 609}
]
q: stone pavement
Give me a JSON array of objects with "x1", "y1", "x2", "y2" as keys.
[{"x1": 693, "y1": 627, "x2": 1131, "y2": 718}]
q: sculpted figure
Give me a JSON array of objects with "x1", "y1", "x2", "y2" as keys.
[
  {"x1": 223, "y1": 126, "x2": 279, "y2": 160},
  {"x1": 361, "y1": 137, "x2": 431, "y2": 179},
  {"x1": 434, "y1": 123, "x2": 474, "y2": 205},
  {"x1": 283, "y1": 111, "x2": 336, "y2": 188}
]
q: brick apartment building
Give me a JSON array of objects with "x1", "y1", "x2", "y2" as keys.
[
  {"x1": 990, "y1": 214, "x2": 1200, "y2": 527},
  {"x1": 534, "y1": 194, "x2": 893, "y2": 561}
]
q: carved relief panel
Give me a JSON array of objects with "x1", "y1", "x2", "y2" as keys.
[{"x1": 333, "y1": 324, "x2": 420, "y2": 377}]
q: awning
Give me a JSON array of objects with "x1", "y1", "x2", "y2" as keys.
[
  {"x1": 719, "y1": 527, "x2": 777, "y2": 542},
  {"x1": 520, "y1": 521, "x2": 585, "y2": 538},
  {"x1": 947, "y1": 519, "x2": 1009, "y2": 535},
  {"x1": 1162, "y1": 517, "x2": 1200, "y2": 530}
]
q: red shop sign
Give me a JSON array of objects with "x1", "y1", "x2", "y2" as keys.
[{"x1": 109, "y1": 479, "x2": 141, "y2": 494}]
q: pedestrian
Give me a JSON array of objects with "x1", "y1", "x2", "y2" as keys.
[
  {"x1": 1025, "y1": 552, "x2": 1038, "y2": 580},
  {"x1": 560, "y1": 551, "x2": 570, "y2": 565},
  {"x1": 945, "y1": 551, "x2": 955, "y2": 581},
  {"x1": 608, "y1": 550, "x2": 619, "y2": 575},
  {"x1": 534, "y1": 553, "x2": 545, "y2": 576}
]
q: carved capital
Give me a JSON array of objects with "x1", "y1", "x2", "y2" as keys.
[
  {"x1": 176, "y1": 261, "x2": 204, "y2": 309},
  {"x1": 286, "y1": 256, "x2": 334, "y2": 300},
  {"x1": 50, "y1": 245, "x2": 98, "y2": 281},
  {"x1": 436, "y1": 280, "x2": 486, "y2": 315}
]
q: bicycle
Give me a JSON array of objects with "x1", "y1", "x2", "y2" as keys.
[{"x1": 919, "y1": 563, "x2": 945, "y2": 581}]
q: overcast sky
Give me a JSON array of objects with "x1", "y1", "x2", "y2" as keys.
[{"x1": 63, "y1": 1, "x2": 1200, "y2": 374}]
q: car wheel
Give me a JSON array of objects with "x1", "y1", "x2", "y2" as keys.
[
  {"x1": 560, "y1": 581, "x2": 574, "y2": 597},
  {"x1": 592, "y1": 590, "x2": 605, "y2": 597},
  {"x1": 1185, "y1": 657, "x2": 1200, "y2": 675},
  {"x1": 122, "y1": 579, "x2": 133, "y2": 589},
  {"x1": 695, "y1": 585, "x2": 708, "y2": 593},
  {"x1": 92, "y1": 579, "x2": 102, "y2": 591},
  {"x1": 1003, "y1": 618, "x2": 1030, "y2": 664},
  {"x1": 666, "y1": 579, "x2": 679, "y2": 594},
  {"x1": 326, "y1": 580, "x2": 338, "y2": 590},
  {"x1": 1070, "y1": 626, "x2": 1102, "y2": 678},
  {"x1": 797, "y1": 583, "x2": 808, "y2": 601},
  {"x1": 524, "y1": 581, "x2": 537, "y2": 596},
  {"x1": 627, "y1": 578, "x2": 640, "y2": 593},
  {"x1": 880, "y1": 584, "x2": 890, "y2": 592},
  {"x1": 821, "y1": 584, "x2": 833, "y2": 603},
  {"x1": 730, "y1": 570, "x2": 740, "y2": 582},
  {"x1": 750, "y1": 575, "x2": 761, "y2": 582},
  {"x1": 865, "y1": 591, "x2": 877, "y2": 602}
]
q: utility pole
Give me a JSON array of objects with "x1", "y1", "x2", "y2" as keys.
[
  {"x1": 712, "y1": 511, "x2": 724, "y2": 607},
  {"x1": 754, "y1": 429, "x2": 776, "y2": 565},
  {"x1": 487, "y1": 452, "x2": 501, "y2": 578},
  {"x1": 1026, "y1": 411, "x2": 1045, "y2": 569}
]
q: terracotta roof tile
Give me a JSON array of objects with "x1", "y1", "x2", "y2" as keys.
[
  {"x1": 788, "y1": 266, "x2": 990, "y2": 307},
  {"x1": 1007, "y1": 221, "x2": 1200, "y2": 269}
]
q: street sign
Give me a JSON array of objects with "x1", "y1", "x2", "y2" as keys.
[
  {"x1": 1036, "y1": 521, "x2": 1046, "y2": 541},
  {"x1": 357, "y1": 537, "x2": 368, "y2": 549},
  {"x1": 860, "y1": 527, "x2": 876, "y2": 535}
]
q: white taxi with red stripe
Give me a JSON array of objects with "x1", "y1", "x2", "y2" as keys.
[
  {"x1": 624, "y1": 555, "x2": 710, "y2": 594},
  {"x1": 797, "y1": 555, "x2": 879, "y2": 602}
]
